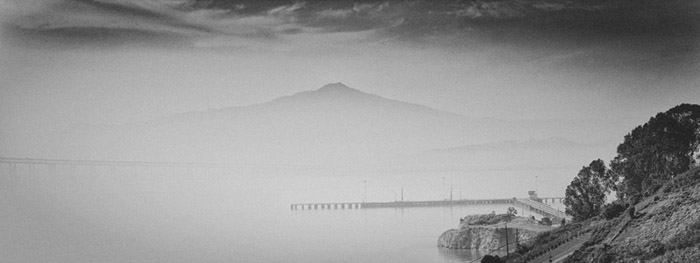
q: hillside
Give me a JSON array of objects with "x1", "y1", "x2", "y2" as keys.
[
  {"x1": 562, "y1": 167, "x2": 700, "y2": 262},
  {"x1": 476, "y1": 167, "x2": 700, "y2": 263}
]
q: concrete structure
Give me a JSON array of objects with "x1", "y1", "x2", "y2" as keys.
[{"x1": 514, "y1": 198, "x2": 568, "y2": 221}]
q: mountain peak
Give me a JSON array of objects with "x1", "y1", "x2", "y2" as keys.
[
  {"x1": 270, "y1": 82, "x2": 377, "y2": 105},
  {"x1": 317, "y1": 83, "x2": 356, "y2": 93}
]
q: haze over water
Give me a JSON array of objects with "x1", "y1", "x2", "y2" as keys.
[{"x1": 2, "y1": 165, "x2": 532, "y2": 263}]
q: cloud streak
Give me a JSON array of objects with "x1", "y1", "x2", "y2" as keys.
[
  {"x1": 5, "y1": 0, "x2": 692, "y2": 45},
  {"x1": 2, "y1": 0, "x2": 699, "y2": 73}
]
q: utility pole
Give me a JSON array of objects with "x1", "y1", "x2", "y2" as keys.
[
  {"x1": 505, "y1": 223, "x2": 509, "y2": 258},
  {"x1": 450, "y1": 187, "x2": 453, "y2": 202},
  {"x1": 401, "y1": 187, "x2": 404, "y2": 202},
  {"x1": 442, "y1": 177, "x2": 445, "y2": 200}
]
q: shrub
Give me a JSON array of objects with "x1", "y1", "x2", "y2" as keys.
[
  {"x1": 663, "y1": 167, "x2": 700, "y2": 195},
  {"x1": 600, "y1": 246, "x2": 620, "y2": 263},
  {"x1": 461, "y1": 214, "x2": 512, "y2": 226},
  {"x1": 665, "y1": 219, "x2": 700, "y2": 252},
  {"x1": 540, "y1": 217, "x2": 552, "y2": 226},
  {"x1": 628, "y1": 206, "x2": 636, "y2": 218},
  {"x1": 601, "y1": 202, "x2": 626, "y2": 220},
  {"x1": 642, "y1": 240, "x2": 666, "y2": 259}
]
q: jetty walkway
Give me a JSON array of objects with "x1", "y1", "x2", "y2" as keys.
[
  {"x1": 514, "y1": 198, "x2": 567, "y2": 220},
  {"x1": 292, "y1": 197, "x2": 569, "y2": 221},
  {"x1": 290, "y1": 198, "x2": 514, "y2": 210}
]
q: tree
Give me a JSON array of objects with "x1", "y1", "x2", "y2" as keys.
[
  {"x1": 506, "y1": 207, "x2": 518, "y2": 220},
  {"x1": 601, "y1": 201, "x2": 626, "y2": 220},
  {"x1": 564, "y1": 159, "x2": 612, "y2": 222},
  {"x1": 611, "y1": 104, "x2": 700, "y2": 200}
]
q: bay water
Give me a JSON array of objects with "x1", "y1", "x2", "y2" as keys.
[{"x1": 0, "y1": 164, "x2": 563, "y2": 263}]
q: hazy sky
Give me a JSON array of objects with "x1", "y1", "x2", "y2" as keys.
[{"x1": 1, "y1": 0, "x2": 699, "y2": 154}]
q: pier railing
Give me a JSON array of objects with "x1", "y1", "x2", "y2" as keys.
[
  {"x1": 290, "y1": 198, "x2": 515, "y2": 210},
  {"x1": 292, "y1": 198, "x2": 570, "y2": 221},
  {"x1": 513, "y1": 198, "x2": 568, "y2": 221}
]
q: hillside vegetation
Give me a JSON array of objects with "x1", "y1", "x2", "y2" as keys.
[
  {"x1": 497, "y1": 104, "x2": 700, "y2": 263},
  {"x1": 564, "y1": 167, "x2": 700, "y2": 262}
]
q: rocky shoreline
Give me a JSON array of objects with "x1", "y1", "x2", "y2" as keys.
[{"x1": 438, "y1": 214, "x2": 552, "y2": 251}]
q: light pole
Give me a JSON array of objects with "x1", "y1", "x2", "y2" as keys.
[{"x1": 442, "y1": 177, "x2": 445, "y2": 200}]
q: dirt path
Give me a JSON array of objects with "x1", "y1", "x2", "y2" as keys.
[{"x1": 530, "y1": 233, "x2": 591, "y2": 263}]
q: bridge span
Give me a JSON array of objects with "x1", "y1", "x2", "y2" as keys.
[{"x1": 0, "y1": 157, "x2": 257, "y2": 168}]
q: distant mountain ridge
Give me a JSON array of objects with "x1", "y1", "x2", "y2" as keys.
[
  {"x1": 144, "y1": 83, "x2": 458, "y2": 126},
  {"x1": 42, "y1": 83, "x2": 624, "y2": 167},
  {"x1": 431, "y1": 137, "x2": 583, "y2": 153}
]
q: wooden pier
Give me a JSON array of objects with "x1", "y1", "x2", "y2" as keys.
[
  {"x1": 290, "y1": 198, "x2": 515, "y2": 210},
  {"x1": 291, "y1": 197, "x2": 569, "y2": 221}
]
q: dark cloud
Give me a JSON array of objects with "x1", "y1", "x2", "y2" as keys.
[
  {"x1": 7, "y1": 0, "x2": 700, "y2": 41},
  {"x1": 4, "y1": 26, "x2": 193, "y2": 49},
  {"x1": 69, "y1": 0, "x2": 173, "y2": 20},
  {"x1": 3, "y1": 0, "x2": 699, "y2": 72}
]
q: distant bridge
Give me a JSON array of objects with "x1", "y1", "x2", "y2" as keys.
[
  {"x1": 0, "y1": 157, "x2": 324, "y2": 176},
  {"x1": 0, "y1": 157, "x2": 265, "y2": 168},
  {"x1": 0, "y1": 157, "x2": 256, "y2": 178}
]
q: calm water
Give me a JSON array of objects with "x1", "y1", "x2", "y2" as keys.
[{"x1": 0, "y1": 165, "x2": 558, "y2": 263}]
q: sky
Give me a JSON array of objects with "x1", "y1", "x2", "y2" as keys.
[{"x1": 1, "y1": 0, "x2": 699, "y2": 157}]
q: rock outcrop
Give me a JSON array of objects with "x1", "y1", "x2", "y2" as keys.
[{"x1": 438, "y1": 214, "x2": 552, "y2": 251}]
